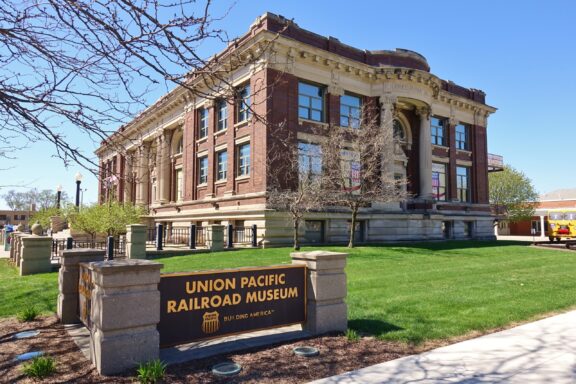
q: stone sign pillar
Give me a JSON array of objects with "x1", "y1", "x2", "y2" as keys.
[
  {"x1": 126, "y1": 224, "x2": 147, "y2": 259},
  {"x1": 206, "y1": 224, "x2": 224, "y2": 251},
  {"x1": 86, "y1": 259, "x2": 162, "y2": 375},
  {"x1": 291, "y1": 251, "x2": 348, "y2": 334},
  {"x1": 57, "y1": 249, "x2": 106, "y2": 324},
  {"x1": 20, "y1": 235, "x2": 52, "y2": 276}
]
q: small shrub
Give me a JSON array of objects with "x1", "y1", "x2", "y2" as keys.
[
  {"x1": 345, "y1": 328, "x2": 360, "y2": 342},
  {"x1": 22, "y1": 355, "x2": 56, "y2": 379},
  {"x1": 17, "y1": 306, "x2": 39, "y2": 322},
  {"x1": 136, "y1": 359, "x2": 167, "y2": 384}
]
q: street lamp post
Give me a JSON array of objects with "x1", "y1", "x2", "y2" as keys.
[
  {"x1": 75, "y1": 172, "x2": 83, "y2": 208},
  {"x1": 56, "y1": 184, "x2": 63, "y2": 209}
]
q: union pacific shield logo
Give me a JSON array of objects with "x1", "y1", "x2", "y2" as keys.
[{"x1": 201, "y1": 311, "x2": 220, "y2": 334}]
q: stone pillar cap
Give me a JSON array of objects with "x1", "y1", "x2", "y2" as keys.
[{"x1": 86, "y1": 259, "x2": 163, "y2": 273}]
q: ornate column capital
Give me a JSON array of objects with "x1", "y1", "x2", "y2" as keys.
[
  {"x1": 327, "y1": 84, "x2": 344, "y2": 96},
  {"x1": 415, "y1": 105, "x2": 431, "y2": 119}
]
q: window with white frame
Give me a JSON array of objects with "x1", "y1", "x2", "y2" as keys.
[
  {"x1": 340, "y1": 94, "x2": 361, "y2": 128},
  {"x1": 456, "y1": 166, "x2": 470, "y2": 202},
  {"x1": 431, "y1": 116, "x2": 447, "y2": 146},
  {"x1": 198, "y1": 108, "x2": 208, "y2": 139},
  {"x1": 236, "y1": 84, "x2": 251, "y2": 123},
  {"x1": 455, "y1": 123, "x2": 469, "y2": 150},
  {"x1": 298, "y1": 81, "x2": 324, "y2": 122},
  {"x1": 198, "y1": 156, "x2": 208, "y2": 184},
  {"x1": 217, "y1": 150, "x2": 227, "y2": 181},
  {"x1": 432, "y1": 162, "x2": 447, "y2": 201},
  {"x1": 237, "y1": 143, "x2": 250, "y2": 176},
  {"x1": 217, "y1": 99, "x2": 228, "y2": 131}
]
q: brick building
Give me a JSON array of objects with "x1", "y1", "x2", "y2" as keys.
[
  {"x1": 96, "y1": 13, "x2": 497, "y2": 245},
  {"x1": 499, "y1": 189, "x2": 576, "y2": 238}
]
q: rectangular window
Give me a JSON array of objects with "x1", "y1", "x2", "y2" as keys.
[
  {"x1": 341, "y1": 149, "x2": 361, "y2": 194},
  {"x1": 217, "y1": 151, "x2": 227, "y2": 181},
  {"x1": 457, "y1": 166, "x2": 470, "y2": 202},
  {"x1": 175, "y1": 169, "x2": 183, "y2": 201},
  {"x1": 455, "y1": 123, "x2": 469, "y2": 150},
  {"x1": 198, "y1": 108, "x2": 209, "y2": 139},
  {"x1": 217, "y1": 99, "x2": 228, "y2": 131},
  {"x1": 198, "y1": 156, "x2": 208, "y2": 184},
  {"x1": 236, "y1": 84, "x2": 251, "y2": 123},
  {"x1": 432, "y1": 163, "x2": 447, "y2": 201},
  {"x1": 298, "y1": 81, "x2": 324, "y2": 122},
  {"x1": 237, "y1": 143, "x2": 250, "y2": 176},
  {"x1": 298, "y1": 142, "x2": 322, "y2": 182},
  {"x1": 340, "y1": 94, "x2": 362, "y2": 128},
  {"x1": 431, "y1": 116, "x2": 447, "y2": 146}
]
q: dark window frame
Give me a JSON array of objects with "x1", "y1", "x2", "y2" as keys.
[{"x1": 298, "y1": 81, "x2": 325, "y2": 122}]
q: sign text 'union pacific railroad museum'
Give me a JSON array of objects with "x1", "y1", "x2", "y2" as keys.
[{"x1": 96, "y1": 13, "x2": 497, "y2": 244}]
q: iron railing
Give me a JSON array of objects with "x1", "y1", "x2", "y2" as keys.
[{"x1": 51, "y1": 236, "x2": 126, "y2": 261}]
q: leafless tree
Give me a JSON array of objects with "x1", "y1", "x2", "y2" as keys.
[
  {"x1": 267, "y1": 126, "x2": 325, "y2": 250},
  {"x1": 320, "y1": 104, "x2": 408, "y2": 248},
  {"x1": 0, "y1": 0, "x2": 278, "y2": 173}
]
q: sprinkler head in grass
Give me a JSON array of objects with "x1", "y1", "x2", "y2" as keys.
[
  {"x1": 212, "y1": 362, "x2": 242, "y2": 377},
  {"x1": 293, "y1": 346, "x2": 320, "y2": 357}
]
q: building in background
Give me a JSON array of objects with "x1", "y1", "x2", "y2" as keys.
[
  {"x1": 96, "y1": 12, "x2": 497, "y2": 245},
  {"x1": 499, "y1": 189, "x2": 576, "y2": 238},
  {"x1": 0, "y1": 209, "x2": 33, "y2": 228}
]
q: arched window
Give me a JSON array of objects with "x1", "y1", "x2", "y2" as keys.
[{"x1": 393, "y1": 119, "x2": 405, "y2": 141}]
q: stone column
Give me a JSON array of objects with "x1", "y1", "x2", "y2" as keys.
[
  {"x1": 136, "y1": 143, "x2": 150, "y2": 206},
  {"x1": 57, "y1": 249, "x2": 106, "y2": 324},
  {"x1": 20, "y1": 235, "x2": 52, "y2": 276},
  {"x1": 158, "y1": 132, "x2": 171, "y2": 204},
  {"x1": 380, "y1": 94, "x2": 397, "y2": 177},
  {"x1": 540, "y1": 215, "x2": 546, "y2": 239},
  {"x1": 206, "y1": 224, "x2": 224, "y2": 251},
  {"x1": 417, "y1": 106, "x2": 433, "y2": 199},
  {"x1": 291, "y1": 251, "x2": 348, "y2": 334},
  {"x1": 126, "y1": 224, "x2": 147, "y2": 259},
  {"x1": 88, "y1": 259, "x2": 162, "y2": 375},
  {"x1": 123, "y1": 153, "x2": 133, "y2": 203}
]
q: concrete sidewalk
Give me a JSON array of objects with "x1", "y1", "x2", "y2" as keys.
[{"x1": 311, "y1": 311, "x2": 576, "y2": 383}]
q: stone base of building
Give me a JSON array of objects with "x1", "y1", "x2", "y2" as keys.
[{"x1": 145, "y1": 203, "x2": 496, "y2": 247}]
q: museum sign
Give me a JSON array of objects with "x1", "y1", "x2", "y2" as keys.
[{"x1": 158, "y1": 265, "x2": 306, "y2": 347}]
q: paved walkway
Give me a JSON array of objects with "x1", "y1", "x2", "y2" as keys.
[{"x1": 311, "y1": 311, "x2": 576, "y2": 384}]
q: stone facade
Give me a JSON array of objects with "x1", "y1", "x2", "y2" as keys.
[{"x1": 96, "y1": 12, "x2": 497, "y2": 245}]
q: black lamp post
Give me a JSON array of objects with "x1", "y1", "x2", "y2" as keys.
[
  {"x1": 56, "y1": 184, "x2": 62, "y2": 209},
  {"x1": 75, "y1": 172, "x2": 83, "y2": 208}
]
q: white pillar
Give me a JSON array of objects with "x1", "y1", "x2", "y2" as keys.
[
  {"x1": 417, "y1": 106, "x2": 432, "y2": 199},
  {"x1": 540, "y1": 215, "x2": 546, "y2": 238},
  {"x1": 123, "y1": 153, "x2": 133, "y2": 203},
  {"x1": 136, "y1": 144, "x2": 149, "y2": 206},
  {"x1": 158, "y1": 131, "x2": 171, "y2": 204}
]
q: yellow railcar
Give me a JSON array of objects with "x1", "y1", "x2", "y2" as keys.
[{"x1": 547, "y1": 209, "x2": 576, "y2": 242}]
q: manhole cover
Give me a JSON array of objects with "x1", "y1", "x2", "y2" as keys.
[
  {"x1": 14, "y1": 330, "x2": 40, "y2": 340},
  {"x1": 15, "y1": 351, "x2": 43, "y2": 361},
  {"x1": 212, "y1": 362, "x2": 242, "y2": 377},
  {"x1": 293, "y1": 346, "x2": 319, "y2": 357}
]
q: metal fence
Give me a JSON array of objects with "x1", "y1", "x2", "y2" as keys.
[
  {"x1": 51, "y1": 236, "x2": 126, "y2": 261},
  {"x1": 146, "y1": 224, "x2": 256, "y2": 250}
]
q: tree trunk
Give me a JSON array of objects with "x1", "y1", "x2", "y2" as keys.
[
  {"x1": 348, "y1": 205, "x2": 359, "y2": 248},
  {"x1": 293, "y1": 218, "x2": 300, "y2": 251}
]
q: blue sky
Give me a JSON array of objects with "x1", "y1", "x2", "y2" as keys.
[{"x1": 2, "y1": 0, "x2": 575, "y2": 209}]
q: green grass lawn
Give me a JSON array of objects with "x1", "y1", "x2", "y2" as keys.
[
  {"x1": 0, "y1": 260, "x2": 58, "y2": 318},
  {"x1": 3, "y1": 241, "x2": 576, "y2": 344}
]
